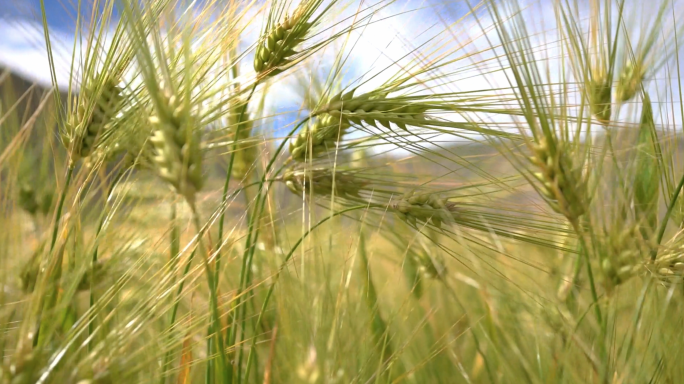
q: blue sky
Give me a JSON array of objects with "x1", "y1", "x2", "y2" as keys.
[
  {"x1": 0, "y1": 0, "x2": 453, "y2": 108},
  {"x1": 0, "y1": 0, "x2": 460, "y2": 150},
  {"x1": 0, "y1": 0, "x2": 452, "y2": 86},
  {"x1": 2, "y1": 0, "x2": 683, "y2": 145},
  {"x1": 5, "y1": 0, "x2": 109, "y2": 33}
]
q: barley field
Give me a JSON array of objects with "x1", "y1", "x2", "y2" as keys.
[{"x1": 1, "y1": 0, "x2": 684, "y2": 383}]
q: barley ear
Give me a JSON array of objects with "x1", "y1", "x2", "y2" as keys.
[
  {"x1": 66, "y1": 77, "x2": 123, "y2": 162},
  {"x1": 253, "y1": 3, "x2": 314, "y2": 77},
  {"x1": 282, "y1": 166, "x2": 366, "y2": 199},
  {"x1": 315, "y1": 90, "x2": 429, "y2": 131},
  {"x1": 653, "y1": 247, "x2": 684, "y2": 284},
  {"x1": 149, "y1": 89, "x2": 204, "y2": 203},
  {"x1": 616, "y1": 59, "x2": 645, "y2": 103},
  {"x1": 289, "y1": 114, "x2": 349, "y2": 161},
  {"x1": 529, "y1": 139, "x2": 587, "y2": 221},
  {"x1": 394, "y1": 191, "x2": 455, "y2": 229},
  {"x1": 229, "y1": 100, "x2": 256, "y2": 179},
  {"x1": 412, "y1": 251, "x2": 446, "y2": 281},
  {"x1": 403, "y1": 252, "x2": 423, "y2": 299},
  {"x1": 589, "y1": 73, "x2": 612, "y2": 124},
  {"x1": 633, "y1": 92, "x2": 659, "y2": 241},
  {"x1": 598, "y1": 225, "x2": 644, "y2": 291}
]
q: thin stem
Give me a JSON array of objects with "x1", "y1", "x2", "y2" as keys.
[
  {"x1": 88, "y1": 169, "x2": 126, "y2": 351},
  {"x1": 243, "y1": 206, "x2": 367, "y2": 382},
  {"x1": 226, "y1": 118, "x2": 309, "y2": 379},
  {"x1": 216, "y1": 83, "x2": 258, "y2": 284},
  {"x1": 214, "y1": 84, "x2": 257, "y2": 384},
  {"x1": 35, "y1": 163, "x2": 75, "y2": 347},
  {"x1": 159, "y1": 185, "x2": 250, "y2": 384},
  {"x1": 49, "y1": 165, "x2": 75, "y2": 252},
  {"x1": 159, "y1": 247, "x2": 197, "y2": 384},
  {"x1": 570, "y1": 218, "x2": 607, "y2": 380},
  {"x1": 229, "y1": 120, "x2": 309, "y2": 383},
  {"x1": 190, "y1": 202, "x2": 229, "y2": 384}
]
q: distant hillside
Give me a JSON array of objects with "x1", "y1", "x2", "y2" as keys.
[{"x1": 0, "y1": 66, "x2": 70, "y2": 127}]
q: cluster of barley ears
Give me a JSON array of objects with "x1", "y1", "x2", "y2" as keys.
[{"x1": 2, "y1": 0, "x2": 684, "y2": 383}]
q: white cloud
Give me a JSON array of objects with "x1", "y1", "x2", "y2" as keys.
[
  {"x1": 0, "y1": 19, "x2": 75, "y2": 88},
  {"x1": 2, "y1": 0, "x2": 683, "y2": 156}
]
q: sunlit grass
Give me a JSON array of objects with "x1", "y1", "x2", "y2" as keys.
[{"x1": 1, "y1": 0, "x2": 684, "y2": 383}]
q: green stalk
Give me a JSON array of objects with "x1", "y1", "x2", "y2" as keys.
[
  {"x1": 215, "y1": 84, "x2": 258, "y2": 281},
  {"x1": 243, "y1": 206, "x2": 367, "y2": 382},
  {"x1": 206, "y1": 329, "x2": 215, "y2": 384},
  {"x1": 88, "y1": 170, "x2": 125, "y2": 351},
  {"x1": 159, "y1": 186, "x2": 252, "y2": 384},
  {"x1": 160, "y1": 199, "x2": 182, "y2": 384},
  {"x1": 169, "y1": 202, "x2": 181, "y2": 274},
  {"x1": 49, "y1": 165, "x2": 75, "y2": 252},
  {"x1": 214, "y1": 83, "x2": 257, "y2": 384},
  {"x1": 228, "y1": 120, "x2": 309, "y2": 383},
  {"x1": 570, "y1": 219, "x2": 608, "y2": 381},
  {"x1": 190, "y1": 203, "x2": 229, "y2": 384},
  {"x1": 358, "y1": 233, "x2": 394, "y2": 382},
  {"x1": 159, "y1": 248, "x2": 197, "y2": 384},
  {"x1": 35, "y1": 163, "x2": 75, "y2": 347}
]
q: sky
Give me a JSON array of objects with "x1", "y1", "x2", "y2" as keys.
[
  {"x1": 0, "y1": 1, "x2": 454, "y2": 97},
  {"x1": 1, "y1": 0, "x2": 683, "y2": 151},
  {"x1": 0, "y1": 0, "x2": 460, "y2": 153}
]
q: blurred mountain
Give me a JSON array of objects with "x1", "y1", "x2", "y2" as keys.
[{"x1": 0, "y1": 65, "x2": 69, "y2": 122}]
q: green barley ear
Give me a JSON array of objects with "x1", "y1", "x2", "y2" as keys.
[
  {"x1": 229, "y1": 100, "x2": 257, "y2": 179},
  {"x1": 253, "y1": 2, "x2": 316, "y2": 77},
  {"x1": 598, "y1": 224, "x2": 646, "y2": 291},
  {"x1": 65, "y1": 77, "x2": 123, "y2": 162},
  {"x1": 529, "y1": 139, "x2": 588, "y2": 221},
  {"x1": 652, "y1": 242, "x2": 684, "y2": 284},
  {"x1": 632, "y1": 92, "x2": 659, "y2": 240},
  {"x1": 615, "y1": 0, "x2": 672, "y2": 103},
  {"x1": 393, "y1": 190, "x2": 456, "y2": 229},
  {"x1": 289, "y1": 114, "x2": 350, "y2": 161},
  {"x1": 282, "y1": 166, "x2": 366, "y2": 199},
  {"x1": 149, "y1": 87, "x2": 204, "y2": 203},
  {"x1": 588, "y1": 69, "x2": 612, "y2": 124},
  {"x1": 314, "y1": 89, "x2": 429, "y2": 131},
  {"x1": 616, "y1": 59, "x2": 645, "y2": 103},
  {"x1": 556, "y1": 2, "x2": 618, "y2": 125}
]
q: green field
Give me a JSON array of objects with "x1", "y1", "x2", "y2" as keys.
[{"x1": 2, "y1": 0, "x2": 684, "y2": 383}]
